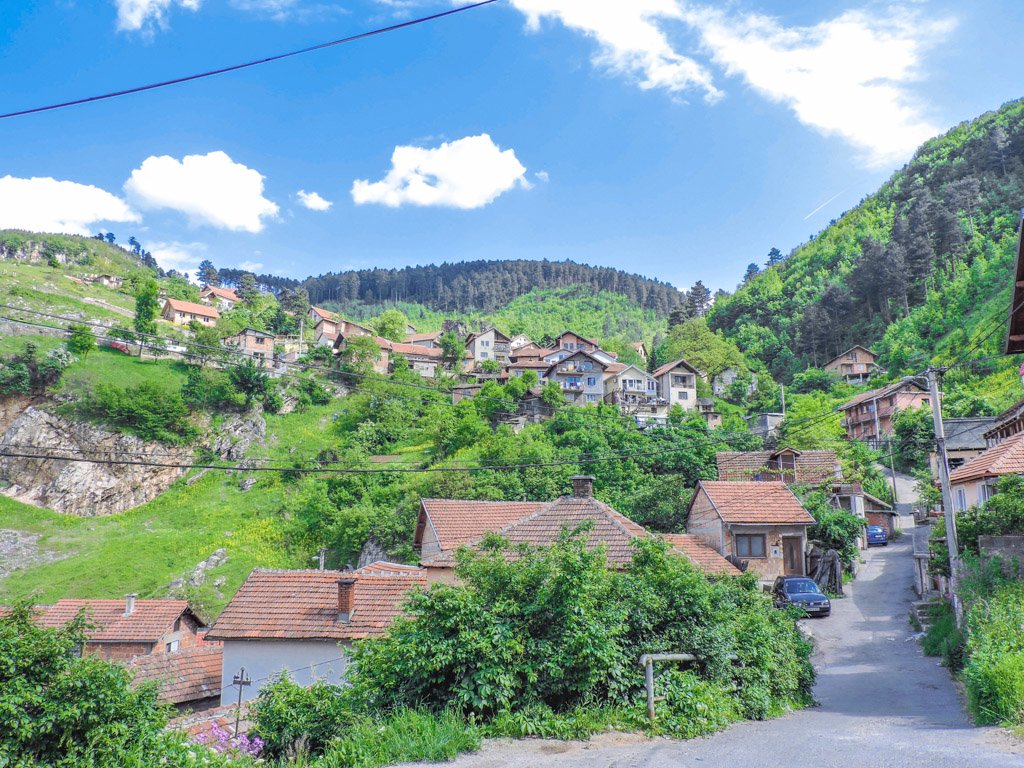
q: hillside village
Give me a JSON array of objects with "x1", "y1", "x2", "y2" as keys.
[{"x1": 3, "y1": 78, "x2": 1024, "y2": 768}]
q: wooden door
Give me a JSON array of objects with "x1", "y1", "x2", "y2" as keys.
[{"x1": 782, "y1": 537, "x2": 804, "y2": 576}]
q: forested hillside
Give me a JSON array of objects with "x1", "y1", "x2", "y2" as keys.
[
  {"x1": 220, "y1": 259, "x2": 688, "y2": 314},
  {"x1": 710, "y1": 98, "x2": 1024, "y2": 389}
]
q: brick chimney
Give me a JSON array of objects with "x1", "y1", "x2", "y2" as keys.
[
  {"x1": 337, "y1": 578, "x2": 356, "y2": 623},
  {"x1": 571, "y1": 475, "x2": 595, "y2": 498},
  {"x1": 124, "y1": 594, "x2": 136, "y2": 617}
]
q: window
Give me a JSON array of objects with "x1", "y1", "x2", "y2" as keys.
[
  {"x1": 587, "y1": 376, "x2": 597, "y2": 386},
  {"x1": 735, "y1": 534, "x2": 767, "y2": 558},
  {"x1": 586, "y1": 394, "x2": 599, "y2": 402},
  {"x1": 480, "y1": 352, "x2": 489, "y2": 359},
  {"x1": 677, "y1": 391, "x2": 688, "y2": 400},
  {"x1": 255, "y1": 337, "x2": 265, "y2": 345},
  {"x1": 173, "y1": 617, "x2": 182, "y2": 632},
  {"x1": 922, "y1": 398, "x2": 930, "y2": 406},
  {"x1": 955, "y1": 487, "x2": 967, "y2": 512},
  {"x1": 166, "y1": 640, "x2": 180, "y2": 653},
  {"x1": 647, "y1": 380, "x2": 656, "y2": 391},
  {"x1": 481, "y1": 340, "x2": 490, "y2": 347}
]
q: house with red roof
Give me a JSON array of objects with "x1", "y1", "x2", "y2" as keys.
[
  {"x1": 34, "y1": 596, "x2": 208, "y2": 661},
  {"x1": 948, "y1": 434, "x2": 1024, "y2": 511},
  {"x1": 685, "y1": 480, "x2": 815, "y2": 583},
  {"x1": 205, "y1": 561, "x2": 426, "y2": 704},
  {"x1": 200, "y1": 285, "x2": 240, "y2": 311},
  {"x1": 161, "y1": 298, "x2": 220, "y2": 327},
  {"x1": 129, "y1": 645, "x2": 223, "y2": 712},
  {"x1": 652, "y1": 358, "x2": 702, "y2": 412},
  {"x1": 416, "y1": 476, "x2": 739, "y2": 583}
]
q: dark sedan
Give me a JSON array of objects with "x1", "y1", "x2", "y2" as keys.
[{"x1": 771, "y1": 576, "x2": 831, "y2": 617}]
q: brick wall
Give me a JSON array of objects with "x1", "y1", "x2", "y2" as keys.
[{"x1": 87, "y1": 642, "x2": 153, "y2": 661}]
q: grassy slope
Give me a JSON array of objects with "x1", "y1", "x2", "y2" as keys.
[{"x1": 0, "y1": 398, "x2": 358, "y2": 618}]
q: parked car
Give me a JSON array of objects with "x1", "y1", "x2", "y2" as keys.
[
  {"x1": 771, "y1": 577, "x2": 831, "y2": 617},
  {"x1": 866, "y1": 525, "x2": 889, "y2": 546}
]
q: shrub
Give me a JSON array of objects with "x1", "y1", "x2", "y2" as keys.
[
  {"x1": 921, "y1": 601, "x2": 965, "y2": 671},
  {"x1": 963, "y1": 582, "x2": 1024, "y2": 725},
  {"x1": 78, "y1": 381, "x2": 198, "y2": 443},
  {"x1": 251, "y1": 676, "x2": 354, "y2": 758},
  {"x1": 182, "y1": 365, "x2": 245, "y2": 411}
]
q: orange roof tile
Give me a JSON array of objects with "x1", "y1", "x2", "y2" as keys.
[
  {"x1": 716, "y1": 450, "x2": 840, "y2": 483},
  {"x1": 661, "y1": 534, "x2": 741, "y2": 575},
  {"x1": 949, "y1": 435, "x2": 1024, "y2": 484},
  {"x1": 164, "y1": 299, "x2": 220, "y2": 319},
  {"x1": 418, "y1": 499, "x2": 548, "y2": 551},
  {"x1": 837, "y1": 379, "x2": 928, "y2": 411},
  {"x1": 405, "y1": 332, "x2": 442, "y2": 343},
  {"x1": 201, "y1": 285, "x2": 239, "y2": 302},
  {"x1": 35, "y1": 599, "x2": 193, "y2": 643},
  {"x1": 206, "y1": 562, "x2": 425, "y2": 641},
  {"x1": 652, "y1": 358, "x2": 701, "y2": 378},
  {"x1": 310, "y1": 306, "x2": 336, "y2": 321},
  {"x1": 696, "y1": 481, "x2": 815, "y2": 525},
  {"x1": 389, "y1": 341, "x2": 443, "y2": 358},
  {"x1": 129, "y1": 646, "x2": 222, "y2": 705}
]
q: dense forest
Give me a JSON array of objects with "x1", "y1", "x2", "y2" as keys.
[
  {"x1": 218, "y1": 259, "x2": 689, "y2": 314},
  {"x1": 709, "y1": 98, "x2": 1024, "y2": 384}
]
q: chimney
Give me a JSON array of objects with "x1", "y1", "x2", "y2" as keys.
[
  {"x1": 124, "y1": 594, "x2": 137, "y2": 617},
  {"x1": 571, "y1": 475, "x2": 595, "y2": 498},
  {"x1": 337, "y1": 578, "x2": 356, "y2": 623}
]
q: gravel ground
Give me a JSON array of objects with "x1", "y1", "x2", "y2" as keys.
[{"x1": 396, "y1": 537, "x2": 1024, "y2": 768}]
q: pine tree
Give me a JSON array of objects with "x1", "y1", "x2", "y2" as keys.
[
  {"x1": 686, "y1": 280, "x2": 712, "y2": 318},
  {"x1": 197, "y1": 260, "x2": 219, "y2": 287}
]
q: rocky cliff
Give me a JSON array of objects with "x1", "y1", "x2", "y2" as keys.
[{"x1": 0, "y1": 407, "x2": 192, "y2": 516}]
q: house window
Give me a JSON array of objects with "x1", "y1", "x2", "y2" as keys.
[
  {"x1": 677, "y1": 391, "x2": 688, "y2": 400},
  {"x1": 481, "y1": 340, "x2": 490, "y2": 347},
  {"x1": 173, "y1": 617, "x2": 182, "y2": 632},
  {"x1": 735, "y1": 534, "x2": 767, "y2": 558},
  {"x1": 480, "y1": 352, "x2": 489, "y2": 359},
  {"x1": 647, "y1": 380, "x2": 656, "y2": 391},
  {"x1": 586, "y1": 394, "x2": 599, "y2": 402},
  {"x1": 166, "y1": 640, "x2": 180, "y2": 653},
  {"x1": 255, "y1": 337, "x2": 265, "y2": 345},
  {"x1": 922, "y1": 399, "x2": 930, "y2": 406},
  {"x1": 587, "y1": 377, "x2": 597, "y2": 386},
  {"x1": 955, "y1": 487, "x2": 967, "y2": 512}
]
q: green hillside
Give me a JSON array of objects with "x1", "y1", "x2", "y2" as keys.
[{"x1": 710, "y1": 98, "x2": 1024, "y2": 412}]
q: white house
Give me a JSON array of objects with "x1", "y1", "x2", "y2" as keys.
[
  {"x1": 652, "y1": 358, "x2": 701, "y2": 411},
  {"x1": 465, "y1": 328, "x2": 511, "y2": 367}
]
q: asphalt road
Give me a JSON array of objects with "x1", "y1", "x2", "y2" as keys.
[{"x1": 397, "y1": 536, "x2": 1024, "y2": 768}]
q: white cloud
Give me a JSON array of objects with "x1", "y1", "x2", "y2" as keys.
[
  {"x1": 534, "y1": 170, "x2": 550, "y2": 183},
  {"x1": 0, "y1": 176, "x2": 139, "y2": 235},
  {"x1": 352, "y1": 134, "x2": 530, "y2": 209},
  {"x1": 238, "y1": 260, "x2": 264, "y2": 271},
  {"x1": 114, "y1": 0, "x2": 201, "y2": 32},
  {"x1": 510, "y1": 0, "x2": 720, "y2": 101},
  {"x1": 686, "y1": 6, "x2": 954, "y2": 166},
  {"x1": 148, "y1": 241, "x2": 205, "y2": 274},
  {"x1": 230, "y1": 1, "x2": 347, "y2": 22},
  {"x1": 296, "y1": 190, "x2": 333, "y2": 211},
  {"x1": 124, "y1": 151, "x2": 279, "y2": 233}
]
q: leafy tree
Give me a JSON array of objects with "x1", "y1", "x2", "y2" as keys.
[
  {"x1": 790, "y1": 368, "x2": 835, "y2": 394},
  {"x1": 77, "y1": 382, "x2": 197, "y2": 443},
  {"x1": 228, "y1": 358, "x2": 270, "y2": 409},
  {"x1": 742, "y1": 263, "x2": 760, "y2": 283},
  {"x1": 765, "y1": 247, "x2": 784, "y2": 267},
  {"x1": 668, "y1": 306, "x2": 691, "y2": 329},
  {"x1": 891, "y1": 407, "x2": 933, "y2": 473},
  {"x1": 374, "y1": 309, "x2": 410, "y2": 342},
  {"x1": 480, "y1": 359, "x2": 502, "y2": 375},
  {"x1": 197, "y1": 259, "x2": 219, "y2": 286},
  {"x1": 104, "y1": 232, "x2": 116, "y2": 244},
  {"x1": 339, "y1": 335, "x2": 381, "y2": 375},
  {"x1": 66, "y1": 323, "x2": 95, "y2": 359},
  {"x1": 280, "y1": 286, "x2": 311, "y2": 316},
  {"x1": 133, "y1": 276, "x2": 160, "y2": 337},
  {"x1": 439, "y1": 331, "x2": 464, "y2": 368},
  {"x1": 803, "y1": 490, "x2": 864, "y2": 566},
  {"x1": 127, "y1": 235, "x2": 141, "y2": 255},
  {"x1": 184, "y1": 320, "x2": 227, "y2": 366}
]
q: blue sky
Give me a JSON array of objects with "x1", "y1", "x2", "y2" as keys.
[{"x1": 1, "y1": 1, "x2": 1021, "y2": 292}]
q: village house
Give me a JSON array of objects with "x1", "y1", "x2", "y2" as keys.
[
  {"x1": 200, "y1": 285, "x2": 240, "y2": 312},
  {"x1": 948, "y1": 434, "x2": 1024, "y2": 511},
  {"x1": 697, "y1": 398, "x2": 723, "y2": 429},
  {"x1": 465, "y1": 327, "x2": 511, "y2": 367},
  {"x1": 685, "y1": 481, "x2": 815, "y2": 583},
  {"x1": 34, "y1": 596, "x2": 208, "y2": 662},
  {"x1": 603, "y1": 363, "x2": 667, "y2": 424},
  {"x1": 930, "y1": 417, "x2": 996, "y2": 475},
  {"x1": 837, "y1": 379, "x2": 931, "y2": 446},
  {"x1": 823, "y1": 346, "x2": 881, "y2": 384},
  {"x1": 745, "y1": 412, "x2": 785, "y2": 442},
  {"x1": 162, "y1": 298, "x2": 220, "y2": 327},
  {"x1": 652, "y1": 358, "x2": 701, "y2": 411},
  {"x1": 716, "y1": 448, "x2": 841, "y2": 485},
  {"x1": 129, "y1": 646, "x2": 223, "y2": 712},
  {"x1": 983, "y1": 398, "x2": 1024, "y2": 446},
  {"x1": 89, "y1": 274, "x2": 125, "y2": 289},
  {"x1": 332, "y1": 333, "x2": 443, "y2": 378},
  {"x1": 222, "y1": 327, "x2": 275, "y2": 368},
  {"x1": 631, "y1": 342, "x2": 649, "y2": 365},
  {"x1": 712, "y1": 367, "x2": 756, "y2": 397},
  {"x1": 509, "y1": 342, "x2": 548, "y2": 362},
  {"x1": 544, "y1": 350, "x2": 609, "y2": 406},
  {"x1": 405, "y1": 331, "x2": 442, "y2": 348},
  {"x1": 508, "y1": 359, "x2": 550, "y2": 381},
  {"x1": 312, "y1": 310, "x2": 374, "y2": 349},
  {"x1": 206, "y1": 562, "x2": 426, "y2": 704},
  {"x1": 415, "y1": 476, "x2": 739, "y2": 584},
  {"x1": 509, "y1": 334, "x2": 534, "y2": 350}
]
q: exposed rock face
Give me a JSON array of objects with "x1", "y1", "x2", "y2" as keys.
[
  {"x1": 0, "y1": 407, "x2": 191, "y2": 516},
  {"x1": 210, "y1": 412, "x2": 266, "y2": 460},
  {"x1": 0, "y1": 529, "x2": 66, "y2": 578}
]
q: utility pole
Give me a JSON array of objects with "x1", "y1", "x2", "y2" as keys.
[
  {"x1": 298, "y1": 317, "x2": 304, "y2": 356},
  {"x1": 927, "y1": 366, "x2": 960, "y2": 617},
  {"x1": 231, "y1": 667, "x2": 251, "y2": 736},
  {"x1": 780, "y1": 384, "x2": 786, "y2": 417},
  {"x1": 886, "y1": 438, "x2": 899, "y2": 505}
]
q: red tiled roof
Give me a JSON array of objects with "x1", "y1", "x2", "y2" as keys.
[
  {"x1": 164, "y1": 299, "x2": 220, "y2": 319},
  {"x1": 652, "y1": 358, "x2": 701, "y2": 379},
  {"x1": 660, "y1": 534, "x2": 741, "y2": 576},
  {"x1": 949, "y1": 435, "x2": 1024, "y2": 484},
  {"x1": 508, "y1": 360, "x2": 550, "y2": 369},
  {"x1": 129, "y1": 646, "x2": 222, "y2": 705},
  {"x1": 423, "y1": 495, "x2": 652, "y2": 569},
  {"x1": 35, "y1": 600, "x2": 192, "y2": 643},
  {"x1": 202, "y1": 286, "x2": 239, "y2": 302},
  {"x1": 206, "y1": 562, "x2": 426, "y2": 641},
  {"x1": 310, "y1": 306, "x2": 335, "y2": 321},
  {"x1": 418, "y1": 499, "x2": 548, "y2": 551},
  {"x1": 389, "y1": 341, "x2": 443, "y2": 358},
  {"x1": 405, "y1": 332, "x2": 442, "y2": 343},
  {"x1": 716, "y1": 450, "x2": 840, "y2": 483},
  {"x1": 838, "y1": 379, "x2": 928, "y2": 411},
  {"x1": 605, "y1": 362, "x2": 627, "y2": 374},
  {"x1": 696, "y1": 481, "x2": 815, "y2": 525}
]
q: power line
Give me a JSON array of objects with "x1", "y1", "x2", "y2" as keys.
[{"x1": 0, "y1": 0, "x2": 501, "y2": 120}]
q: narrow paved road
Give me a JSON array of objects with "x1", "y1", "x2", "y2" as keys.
[{"x1": 398, "y1": 537, "x2": 1024, "y2": 768}]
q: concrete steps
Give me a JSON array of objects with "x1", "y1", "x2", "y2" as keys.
[{"x1": 911, "y1": 599, "x2": 943, "y2": 630}]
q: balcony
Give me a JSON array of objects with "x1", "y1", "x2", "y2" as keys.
[{"x1": 561, "y1": 381, "x2": 584, "y2": 392}]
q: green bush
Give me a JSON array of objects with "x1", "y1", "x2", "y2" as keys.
[
  {"x1": 921, "y1": 601, "x2": 965, "y2": 671},
  {"x1": 182, "y1": 365, "x2": 245, "y2": 411},
  {"x1": 77, "y1": 381, "x2": 198, "y2": 443},
  {"x1": 251, "y1": 676, "x2": 354, "y2": 757},
  {"x1": 963, "y1": 582, "x2": 1024, "y2": 725}
]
